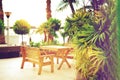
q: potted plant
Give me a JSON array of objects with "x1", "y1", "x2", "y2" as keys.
[{"x1": 13, "y1": 19, "x2": 31, "y2": 45}]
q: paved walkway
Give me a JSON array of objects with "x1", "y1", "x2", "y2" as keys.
[{"x1": 0, "y1": 57, "x2": 76, "y2": 80}]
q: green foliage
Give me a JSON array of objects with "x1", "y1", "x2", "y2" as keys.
[
  {"x1": 40, "y1": 39, "x2": 60, "y2": 46},
  {"x1": 30, "y1": 39, "x2": 60, "y2": 47},
  {"x1": 63, "y1": 9, "x2": 94, "y2": 42},
  {"x1": 30, "y1": 41, "x2": 40, "y2": 48},
  {"x1": 56, "y1": 0, "x2": 79, "y2": 13},
  {"x1": 48, "y1": 18, "x2": 61, "y2": 31},
  {"x1": 36, "y1": 22, "x2": 49, "y2": 34},
  {"x1": 48, "y1": 18, "x2": 61, "y2": 37},
  {"x1": 37, "y1": 18, "x2": 61, "y2": 38},
  {"x1": 64, "y1": 0, "x2": 119, "y2": 79},
  {"x1": 117, "y1": 0, "x2": 120, "y2": 78},
  {"x1": 13, "y1": 19, "x2": 31, "y2": 35},
  {"x1": 0, "y1": 19, "x2": 5, "y2": 34},
  {"x1": 74, "y1": 45, "x2": 106, "y2": 79}
]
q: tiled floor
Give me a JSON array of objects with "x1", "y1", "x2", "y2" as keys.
[{"x1": 0, "y1": 57, "x2": 76, "y2": 80}]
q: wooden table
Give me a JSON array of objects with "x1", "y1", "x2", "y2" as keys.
[{"x1": 40, "y1": 45, "x2": 73, "y2": 70}]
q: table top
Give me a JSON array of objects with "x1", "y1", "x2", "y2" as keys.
[{"x1": 40, "y1": 45, "x2": 73, "y2": 50}]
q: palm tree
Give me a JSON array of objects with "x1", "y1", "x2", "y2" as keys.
[
  {"x1": 46, "y1": 0, "x2": 52, "y2": 20},
  {"x1": 67, "y1": 0, "x2": 76, "y2": 14},
  {"x1": 0, "y1": 0, "x2": 4, "y2": 20},
  {"x1": 57, "y1": 0, "x2": 79, "y2": 15},
  {"x1": 36, "y1": 18, "x2": 61, "y2": 44}
]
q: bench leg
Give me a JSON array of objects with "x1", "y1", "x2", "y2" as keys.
[{"x1": 21, "y1": 59, "x2": 25, "y2": 69}]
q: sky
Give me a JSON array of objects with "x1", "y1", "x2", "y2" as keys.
[
  {"x1": 2, "y1": 0, "x2": 91, "y2": 44},
  {"x1": 2, "y1": 0, "x2": 91, "y2": 27},
  {"x1": 2, "y1": 0, "x2": 71, "y2": 27}
]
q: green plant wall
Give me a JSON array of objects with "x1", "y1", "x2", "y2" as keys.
[
  {"x1": 63, "y1": 0, "x2": 120, "y2": 79},
  {"x1": 117, "y1": 0, "x2": 120, "y2": 55},
  {"x1": 117, "y1": 0, "x2": 120, "y2": 78}
]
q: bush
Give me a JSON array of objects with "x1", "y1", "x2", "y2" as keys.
[
  {"x1": 0, "y1": 19, "x2": 5, "y2": 34},
  {"x1": 30, "y1": 41, "x2": 40, "y2": 47},
  {"x1": 13, "y1": 19, "x2": 31, "y2": 35}
]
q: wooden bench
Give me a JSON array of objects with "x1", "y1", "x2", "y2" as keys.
[{"x1": 20, "y1": 46, "x2": 54, "y2": 75}]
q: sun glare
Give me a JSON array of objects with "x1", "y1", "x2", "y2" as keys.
[
  {"x1": 2, "y1": 0, "x2": 73, "y2": 27},
  {"x1": 2, "y1": 0, "x2": 48, "y2": 27},
  {"x1": 2, "y1": 0, "x2": 86, "y2": 44}
]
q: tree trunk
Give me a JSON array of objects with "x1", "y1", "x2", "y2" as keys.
[
  {"x1": 21, "y1": 35, "x2": 24, "y2": 45},
  {"x1": 68, "y1": 0, "x2": 75, "y2": 15},
  {"x1": 0, "y1": 0, "x2": 4, "y2": 21},
  {"x1": 46, "y1": 0, "x2": 52, "y2": 20},
  {"x1": 44, "y1": 30, "x2": 47, "y2": 42},
  {"x1": 43, "y1": 30, "x2": 53, "y2": 44},
  {"x1": 0, "y1": 0, "x2": 5, "y2": 44},
  {"x1": 46, "y1": 0, "x2": 53, "y2": 43},
  {"x1": 48, "y1": 32, "x2": 53, "y2": 44}
]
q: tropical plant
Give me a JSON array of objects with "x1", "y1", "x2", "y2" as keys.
[
  {"x1": 46, "y1": 0, "x2": 52, "y2": 19},
  {"x1": 29, "y1": 41, "x2": 41, "y2": 47},
  {"x1": 13, "y1": 19, "x2": 31, "y2": 44},
  {"x1": 117, "y1": 0, "x2": 120, "y2": 78},
  {"x1": 91, "y1": 1, "x2": 119, "y2": 79},
  {"x1": 57, "y1": 0, "x2": 79, "y2": 14},
  {"x1": 117, "y1": 0, "x2": 120, "y2": 53},
  {"x1": 59, "y1": 30, "x2": 67, "y2": 44},
  {"x1": 63, "y1": 0, "x2": 120, "y2": 79},
  {"x1": 63, "y1": 9, "x2": 93, "y2": 43},
  {"x1": 36, "y1": 18, "x2": 61, "y2": 44},
  {"x1": 0, "y1": 19, "x2": 4, "y2": 34}
]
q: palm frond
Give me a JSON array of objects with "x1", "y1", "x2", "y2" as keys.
[{"x1": 56, "y1": 1, "x2": 69, "y2": 11}]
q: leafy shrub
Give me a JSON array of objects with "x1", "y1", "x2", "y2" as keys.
[
  {"x1": 30, "y1": 41, "x2": 40, "y2": 48},
  {"x1": 13, "y1": 19, "x2": 31, "y2": 35},
  {"x1": 0, "y1": 19, "x2": 5, "y2": 34}
]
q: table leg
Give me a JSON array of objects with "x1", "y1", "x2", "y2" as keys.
[{"x1": 57, "y1": 57, "x2": 71, "y2": 70}]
